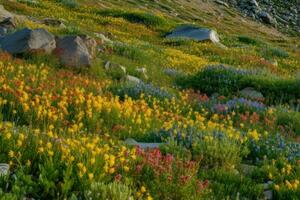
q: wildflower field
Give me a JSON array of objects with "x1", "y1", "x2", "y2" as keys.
[{"x1": 0, "y1": 0, "x2": 299, "y2": 199}]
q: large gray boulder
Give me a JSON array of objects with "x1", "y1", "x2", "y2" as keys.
[
  {"x1": 0, "y1": 28, "x2": 56, "y2": 54},
  {"x1": 166, "y1": 25, "x2": 220, "y2": 43},
  {"x1": 0, "y1": 5, "x2": 13, "y2": 21},
  {"x1": 55, "y1": 36, "x2": 91, "y2": 67}
]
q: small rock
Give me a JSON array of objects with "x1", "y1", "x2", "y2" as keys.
[
  {"x1": 94, "y1": 33, "x2": 113, "y2": 45},
  {"x1": 42, "y1": 18, "x2": 66, "y2": 28},
  {"x1": 126, "y1": 75, "x2": 141, "y2": 84},
  {"x1": 264, "y1": 190, "x2": 273, "y2": 200},
  {"x1": 240, "y1": 87, "x2": 264, "y2": 100},
  {"x1": 124, "y1": 138, "x2": 163, "y2": 149},
  {"x1": 0, "y1": 28, "x2": 56, "y2": 54},
  {"x1": 136, "y1": 67, "x2": 148, "y2": 79},
  {"x1": 0, "y1": 163, "x2": 9, "y2": 176},
  {"x1": 104, "y1": 60, "x2": 111, "y2": 70},
  {"x1": 240, "y1": 163, "x2": 257, "y2": 175}
]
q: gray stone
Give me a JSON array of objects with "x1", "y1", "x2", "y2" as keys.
[
  {"x1": 264, "y1": 190, "x2": 273, "y2": 200},
  {"x1": 104, "y1": 60, "x2": 111, "y2": 70},
  {"x1": 42, "y1": 18, "x2": 66, "y2": 28},
  {"x1": 240, "y1": 87, "x2": 264, "y2": 100},
  {"x1": 240, "y1": 163, "x2": 257, "y2": 175},
  {"x1": 0, "y1": 28, "x2": 56, "y2": 54},
  {"x1": 94, "y1": 33, "x2": 113, "y2": 44},
  {"x1": 136, "y1": 67, "x2": 148, "y2": 79},
  {"x1": 55, "y1": 36, "x2": 91, "y2": 67},
  {"x1": 259, "y1": 11, "x2": 276, "y2": 25},
  {"x1": 126, "y1": 75, "x2": 141, "y2": 84},
  {"x1": 0, "y1": 5, "x2": 13, "y2": 21},
  {"x1": 166, "y1": 25, "x2": 220, "y2": 43},
  {"x1": 124, "y1": 138, "x2": 163, "y2": 149},
  {"x1": 0, "y1": 163, "x2": 9, "y2": 176}
]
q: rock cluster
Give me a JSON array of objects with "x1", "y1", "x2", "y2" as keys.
[
  {"x1": 217, "y1": 0, "x2": 299, "y2": 35},
  {"x1": 0, "y1": 4, "x2": 99, "y2": 68}
]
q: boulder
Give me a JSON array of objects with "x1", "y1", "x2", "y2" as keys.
[
  {"x1": 166, "y1": 25, "x2": 220, "y2": 43},
  {"x1": 240, "y1": 87, "x2": 264, "y2": 100},
  {"x1": 79, "y1": 35, "x2": 97, "y2": 59},
  {"x1": 0, "y1": 5, "x2": 13, "y2": 21},
  {"x1": 0, "y1": 28, "x2": 56, "y2": 54},
  {"x1": 55, "y1": 36, "x2": 91, "y2": 67},
  {"x1": 259, "y1": 11, "x2": 276, "y2": 25}
]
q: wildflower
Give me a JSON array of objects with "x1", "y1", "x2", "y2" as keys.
[
  {"x1": 274, "y1": 184, "x2": 280, "y2": 191},
  {"x1": 109, "y1": 167, "x2": 115, "y2": 174},
  {"x1": 123, "y1": 166, "x2": 130, "y2": 172},
  {"x1": 8, "y1": 150, "x2": 14, "y2": 158},
  {"x1": 88, "y1": 173, "x2": 94, "y2": 181},
  {"x1": 141, "y1": 186, "x2": 146, "y2": 193}
]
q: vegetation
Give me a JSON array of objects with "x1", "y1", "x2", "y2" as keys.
[{"x1": 0, "y1": 0, "x2": 299, "y2": 199}]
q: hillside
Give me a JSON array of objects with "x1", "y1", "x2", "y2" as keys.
[{"x1": 0, "y1": 0, "x2": 299, "y2": 199}]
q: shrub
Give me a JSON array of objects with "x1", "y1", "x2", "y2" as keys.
[
  {"x1": 275, "y1": 109, "x2": 300, "y2": 136},
  {"x1": 192, "y1": 132, "x2": 248, "y2": 169},
  {"x1": 247, "y1": 133, "x2": 300, "y2": 162},
  {"x1": 180, "y1": 65, "x2": 300, "y2": 104},
  {"x1": 97, "y1": 9, "x2": 168, "y2": 29},
  {"x1": 85, "y1": 182, "x2": 132, "y2": 200},
  {"x1": 199, "y1": 169, "x2": 264, "y2": 199},
  {"x1": 135, "y1": 148, "x2": 207, "y2": 200},
  {"x1": 110, "y1": 82, "x2": 174, "y2": 101},
  {"x1": 112, "y1": 43, "x2": 149, "y2": 63},
  {"x1": 179, "y1": 65, "x2": 253, "y2": 96},
  {"x1": 238, "y1": 36, "x2": 261, "y2": 45},
  {"x1": 263, "y1": 46, "x2": 289, "y2": 59},
  {"x1": 58, "y1": 0, "x2": 79, "y2": 9}
]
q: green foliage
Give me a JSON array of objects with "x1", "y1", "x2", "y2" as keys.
[
  {"x1": 180, "y1": 65, "x2": 300, "y2": 104},
  {"x1": 275, "y1": 109, "x2": 300, "y2": 136},
  {"x1": 238, "y1": 35, "x2": 261, "y2": 45},
  {"x1": 85, "y1": 182, "x2": 132, "y2": 200},
  {"x1": 263, "y1": 46, "x2": 289, "y2": 59},
  {"x1": 199, "y1": 168, "x2": 264, "y2": 199},
  {"x1": 112, "y1": 43, "x2": 149, "y2": 63},
  {"x1": 58, "y1": 0, "x2": 79, "y2": 9},
  {"x1": 192, "y1": 134, "x2": 248, "y2": 169},
  {"x1": 97, "y1": 9, "x2": 169, "y2": 29}
]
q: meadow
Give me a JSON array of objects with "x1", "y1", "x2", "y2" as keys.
[{"x1": 0, "y1": 0, "x2": 299, "y2": 199}]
